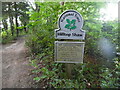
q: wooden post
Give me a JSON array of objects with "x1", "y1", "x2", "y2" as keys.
[{"x1": 65, "y1": 64, "x2": 72, "y2": 79}]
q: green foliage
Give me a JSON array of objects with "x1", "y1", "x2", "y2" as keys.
[
  {"x1": 1, "y1": 27, "x2": 27, "y2": 44},
  {"x1": 100, "y1": 58, "x2": 120, "y2": 88},
  {"x1": 1, "y1": 29, "x2": 16, "y2": 44},
  {"x1": 26, "y1": 2, "x2": 119, "y2": 88},
  {"x1": 30, "y1": 57, "x2": 119, "y2": 88}
]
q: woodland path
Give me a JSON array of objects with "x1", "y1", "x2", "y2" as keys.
[{"x1": 1, "y1": 36, "x2": 35, "y2": 88}]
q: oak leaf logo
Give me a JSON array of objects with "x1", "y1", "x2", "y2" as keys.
[{"x1": 65, "y1": 19, "x2": 77, "y2": 30}]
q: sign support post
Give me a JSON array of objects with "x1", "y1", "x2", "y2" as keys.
[{"x1": 65, "y1": 63, "x2": 72, "y2": 79}]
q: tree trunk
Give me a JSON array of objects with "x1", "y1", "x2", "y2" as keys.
[
  {"x1": 14, "y1": 2, "x2": 19, "y2": 37},
  {"x1": 8, "y1": 3, "x2": 14, "y2": 36},
  {"x1": 24, "y1": 22, "x2": 27, "y2": 33},
  {"x1": 35, "y1": 3, "x2": 40, "y2": 12},
  {"x1": 10, "y1": 16, "x2": 14, "y2": 36}
]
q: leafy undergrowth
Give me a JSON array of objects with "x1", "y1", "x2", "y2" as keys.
[
  {"x1": 29, "y1": 52, "x2": 120, "y2": 88},
  {"x1": 1, "y1": 31, "x2": 17, "y2": 44},
  {"x1": 25, "y1": 2, "x2": 120, "y2": 88},
  {"x1": 25, "y1": 27, "x2": 120, "y2": 88},
  {"x1": 1, "y1": 27, "x2": 27, "y2": 44}
]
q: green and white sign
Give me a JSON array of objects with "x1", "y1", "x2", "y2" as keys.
[
  {"x1": 55, "y1": 10, "x2": 85, "y2": 40},
  {"x1": 54, "y1": 10, "x2": 85, "y2": 64}
]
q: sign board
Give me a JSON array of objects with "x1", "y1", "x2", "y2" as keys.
[
  {"x1": 55, "y1": 10, "x2": 85, "y2": 40},
  {"x1": 55, "y1": 41, "x2": 85, "y2": 63}
]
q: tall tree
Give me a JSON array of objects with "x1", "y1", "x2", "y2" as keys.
[
  {"x1": 8, "y1": 2, "x2": 14, "y2": 36},
  {"x1": 2, "y1": 2, "x2": 9, "y2": 35},
  {"x1": 18, "y1": 2, "x2": 30, "y2": 33},
  {"x1": 14, "y1": 2, "x2": 19, "y2": 36}
]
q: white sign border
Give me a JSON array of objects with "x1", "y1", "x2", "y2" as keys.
[
  {"x1": 58, "y1": 9, "x2": 84, "y2": 30},
  {"x1": 55, "y1": 10, "x2": 85, "y2": 40}
]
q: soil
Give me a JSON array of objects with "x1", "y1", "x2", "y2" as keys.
[{"x1": 1, "y1": 36, "x2": 35, "y2": 88}]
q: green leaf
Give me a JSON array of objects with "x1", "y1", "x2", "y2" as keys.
[
  {"x1": 66, "y1": 19, "x2": 71, "y2": 24},
  {"x1": 40, "y1": 75, "x2": 47, "y2": 79},
  {"x1": 65, "y1": 24, "x2": 70, "y2": 29},
  {"x1": 33, "y1": 75, "x2": 47, "y2": 82},
  {"x1": 70, "y1": 26, "x2": 76, "y2": 29},
  {"x1": 33, "y1": 77, "x2": 41, "y2": 81},
  {"x1": 71, "y1": 19, "x2": 76, "y2": 24}
]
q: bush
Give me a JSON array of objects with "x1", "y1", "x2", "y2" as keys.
[
  {"x1": 26, "y1": 2, "x2": 120, "y2": 88},
  {"x1": 1, "y1": 29, "x2": 16, "y2": 44}
]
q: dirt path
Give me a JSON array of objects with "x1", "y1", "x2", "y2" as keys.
[{"x1": 1, "y1": 37, "x2": 34, "y2": 88}]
